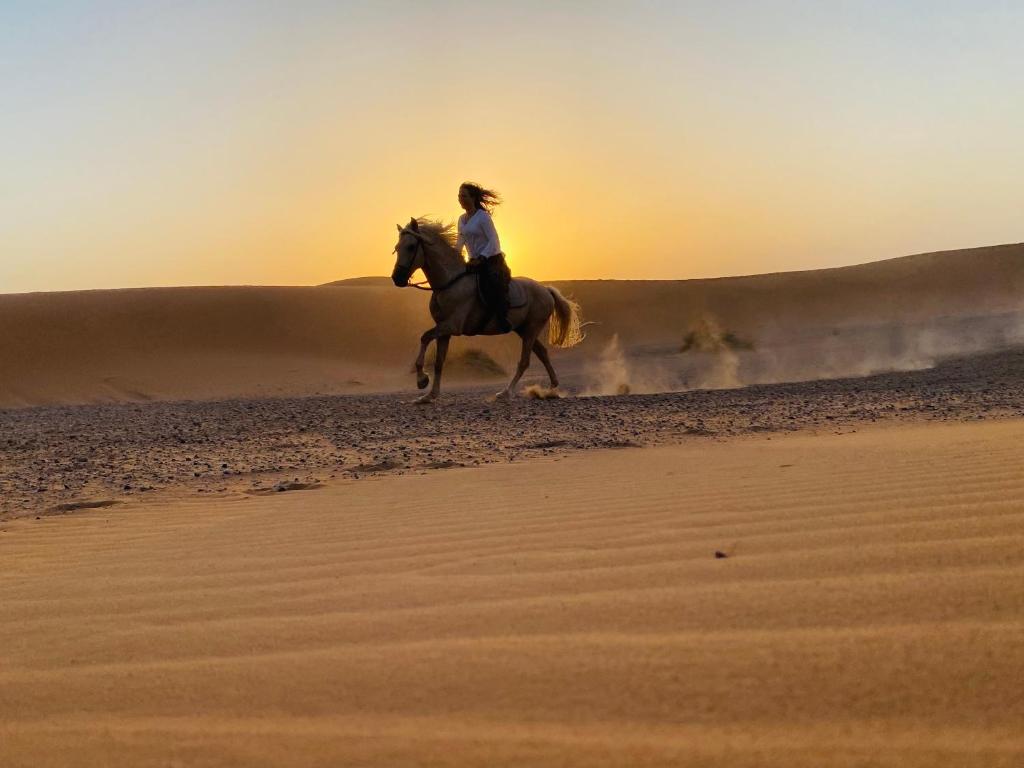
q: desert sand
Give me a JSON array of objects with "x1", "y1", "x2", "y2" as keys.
[
  {"x1": 3, "y1": 243, "x2": 1024, "y2": 766},
  {"x1": 2, "y1": 242, "x2": 1022, "y2": 408},
  {"x1": 1, "y1": 345, "x2": 1023, "y2": 518},
  {"x1": 2, "y1": 419, "x2": 1023, "y2": 767}
]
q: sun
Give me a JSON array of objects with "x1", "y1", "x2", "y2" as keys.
[{"x1": 495, "y1": 223, "x2": 534, "y2": 276}]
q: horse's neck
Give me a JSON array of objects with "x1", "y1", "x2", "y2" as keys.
[{"x1": 423, "y1": 244, "x2": 463, "y2": 287}]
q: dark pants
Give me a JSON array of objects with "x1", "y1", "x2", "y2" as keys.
[{"x1": 475, "y1": 253, "x2": 511, "y2": 329}]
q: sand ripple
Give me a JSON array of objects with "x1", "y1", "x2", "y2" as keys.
[{"x1": 1, "y1": 420, "x2": 1022, "y2": 765}]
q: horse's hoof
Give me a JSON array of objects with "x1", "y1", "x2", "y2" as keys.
[
  {"x1": 494, "y1": 389, "x2": 512, "y2": 400},
  {"x1": 416, "y1": 374, "x2": 429, "y2": 390},
  {"x1": 414, "y1": 393, "x2": 436, "y2": 405}
]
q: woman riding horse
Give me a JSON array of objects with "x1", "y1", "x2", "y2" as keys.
[
  {"x1": 455, "y1": 182, "x2": 511, "y2": 332},
  {"x1": 391, "y1": 206, "x2": 584, "y2": 402}
]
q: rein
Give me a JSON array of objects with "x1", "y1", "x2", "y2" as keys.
[
  {"x1": 399, "y1": 235, "x2": 470, "y2": 292},
  {"x1": 408, "y1": 271, "x2": 470, "y2": 292}
]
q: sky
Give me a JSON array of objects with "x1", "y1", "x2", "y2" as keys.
[{"x1": 2, "y1": 0, "x2": 1022, "y2": 293}]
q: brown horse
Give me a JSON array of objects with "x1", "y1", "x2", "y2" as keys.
[{"x1": 391, "y1": 217, "x2": 584, "y2": 403}]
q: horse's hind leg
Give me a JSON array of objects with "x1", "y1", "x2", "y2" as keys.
[
  {"x1": 532, "y1": 339, "x2": 558, "y2": 388},
  {"x1": 497, "y1": 329, "x2": 539, "y2": 399},
  {"x1": 414, "y1": 327, "x2": 437, "y2": 390}
]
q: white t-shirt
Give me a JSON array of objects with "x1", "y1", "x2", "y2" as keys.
[{"x1": 456, "y1": 209, "x2": 501, "y2": 259}]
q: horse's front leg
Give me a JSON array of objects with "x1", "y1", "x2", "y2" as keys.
[
  {"x1": 417, "y1": 334, "x2": 450, "y2": 404},
  {"x1": 414, "y1": 327, "x2": 437, "y2": 390}
]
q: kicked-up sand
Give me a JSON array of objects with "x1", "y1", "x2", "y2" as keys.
[{"x1": 2, "y1": 419, "x2": 1023, "y2": 767}]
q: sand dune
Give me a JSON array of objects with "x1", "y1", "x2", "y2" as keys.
[
  {"x1": 0, "y1": 285, "x2": 431, "y2": 407},
  {"x1": 2, "y1": 419, "x2": 1022, "y2": 766},
  {"x1": 1, "y1": 243, "x2": 1022, "y2": 407}
]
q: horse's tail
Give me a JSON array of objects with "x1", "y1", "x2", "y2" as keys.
[{"x1": 546, "y1": 287, "x2": 585, "y2": 348}]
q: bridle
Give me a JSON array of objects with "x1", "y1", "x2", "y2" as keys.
[
  {"x1": 394, "y1": 230, "x2": 470, "y2": 292},
  {"x1": 395, "y1": 235, "x2": 431, "y2": 291}
]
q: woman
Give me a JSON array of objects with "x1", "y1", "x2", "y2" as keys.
[{"x1": 455, "y1": 182, "x2": 512, "y2": 332}]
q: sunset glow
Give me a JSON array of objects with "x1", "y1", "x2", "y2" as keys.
[{"x1": 2, "y1": 1, "x2": 1022, "y2": 293}]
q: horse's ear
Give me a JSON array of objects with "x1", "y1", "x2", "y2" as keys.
[
  {"x1": 408, "y1": 217, "x2": 419, "y2": 232},
  {"x1": 396, "y1": 224, "x2": 403, "y2": 233}
]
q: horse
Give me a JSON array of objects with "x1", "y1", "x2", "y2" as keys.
[{"x1": 391, "y1": 217, "x2": 584, "y2": 403}]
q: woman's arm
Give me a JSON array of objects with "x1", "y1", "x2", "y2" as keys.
[
  {"x1": 479, "y1": 211, "x2": 501, "y2": 257},
  {"x1": 454, "y1": 214, "x2": 466, "y2": 256}
]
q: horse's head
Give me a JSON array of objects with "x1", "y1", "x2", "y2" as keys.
[{"x1": 391, "y1": 217, "x2": 425, "y2": 287}]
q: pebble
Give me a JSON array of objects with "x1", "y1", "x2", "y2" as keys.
[{"x1": 1, "y1": 347, "x2": 1022, "y2": 518}]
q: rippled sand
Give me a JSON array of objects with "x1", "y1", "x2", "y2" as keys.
[{"x1": 2, "y1": 420, "x2": 1022, "y2": 766}]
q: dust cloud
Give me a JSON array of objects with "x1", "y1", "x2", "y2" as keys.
[{"x1": 580, "y1": 310, "x2": 1024, "y2": 396}]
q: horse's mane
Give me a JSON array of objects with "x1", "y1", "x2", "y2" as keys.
[{"x1": 415, "y1": 217, "x2": 459, "y2": 250}]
